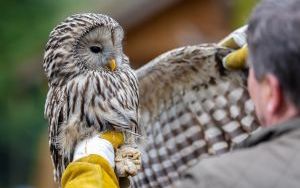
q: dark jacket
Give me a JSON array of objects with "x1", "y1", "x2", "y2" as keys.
[{"x1": 179, "y1": 118, "x2": 300, "y2": 188}]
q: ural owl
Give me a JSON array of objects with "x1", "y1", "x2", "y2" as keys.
[{"x1": 43, "y1": 13, "x2": 139, "y2": 182}]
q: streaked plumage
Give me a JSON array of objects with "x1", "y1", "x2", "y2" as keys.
[
  {"x1": 43, "y1": 13, "x2": 139, "y2": 182},
  {"x1": 132, "y1": 44, "x2": 259, "y2": 187}
]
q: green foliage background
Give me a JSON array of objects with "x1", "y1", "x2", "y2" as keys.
[
  {"x1": 0, "y1": 1, "x2": 104, "y2": 187},
  {"x1": 232, "y1": 0, "x2": 259, "y2": 27},
  {"x1": 0, "y1": 1, "x2": 59, "y2": 187},
  {"x1": 0, "y1": 0, "x2": 257, "y2": 187}
]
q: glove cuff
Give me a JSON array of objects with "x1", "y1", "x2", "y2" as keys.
[{"x1": 73, "y1": 135, "x2": 115, "y2": 168}]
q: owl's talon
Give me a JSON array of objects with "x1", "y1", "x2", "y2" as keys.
[{"x1": 115, "y1": 145, "x2": 141, "y2": 177}]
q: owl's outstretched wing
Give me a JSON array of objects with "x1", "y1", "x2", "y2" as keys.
[{"x1": 132, "y1": 44, "x2": 260, "y2": 187}]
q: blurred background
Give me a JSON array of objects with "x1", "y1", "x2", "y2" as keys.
[{"x1": 0, "y1": 0, "x2": 257, "y2": 187}]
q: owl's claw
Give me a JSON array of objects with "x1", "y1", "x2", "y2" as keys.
[{"x1": 115, "y1": 146, "x2": 141, "y2": 177}]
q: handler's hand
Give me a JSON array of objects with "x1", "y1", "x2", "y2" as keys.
[{"x1": 218, "y1": 25, "x2": 248, "y2": 70}]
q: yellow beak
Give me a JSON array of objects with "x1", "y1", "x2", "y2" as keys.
[{"x1": 107, "y1": 59, "x2": 117, "y2": 71}]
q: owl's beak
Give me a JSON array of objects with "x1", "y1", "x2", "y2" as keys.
[{"x1": 107, "y1": 59, "x2": 117, "y2": 71}]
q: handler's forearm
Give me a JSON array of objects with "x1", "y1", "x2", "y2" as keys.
[{"x1": 61, "y1": 154, "x2": 119, "y2": 188}]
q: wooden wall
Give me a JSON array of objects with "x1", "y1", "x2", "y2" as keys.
[{"x1": 124, "y1": 0, "x2": 230, "y2": 68}]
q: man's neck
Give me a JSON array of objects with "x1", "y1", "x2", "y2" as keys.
[{"x1": 264, "y1": 105, "x2": 299, "y2": 127}]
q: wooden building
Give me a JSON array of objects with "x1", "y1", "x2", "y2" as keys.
[{"x1": 122, "y1": 0, "x2": 231, "y2": 68}]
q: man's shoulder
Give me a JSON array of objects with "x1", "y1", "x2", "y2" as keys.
[{"x1": 179, "y1": 129, "x2": 300, "y2": 188}]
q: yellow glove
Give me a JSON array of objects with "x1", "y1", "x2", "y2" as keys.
[
  {"x1": 62, "y1": 131, "x2": 140, "y2": 188},
  {"x1": 100, "y1": 131, "x2": 124, "y2": 149},
  {"x1": 62, "y1": 131, "x2": 124, "y2": 188},
  {"x1": 218, "y1": 25, "x2": 248, "y2": 70}
]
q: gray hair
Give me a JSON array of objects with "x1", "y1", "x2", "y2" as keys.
[{"x1": 247, "y1": 0, "x2": 300, "y2": 109}]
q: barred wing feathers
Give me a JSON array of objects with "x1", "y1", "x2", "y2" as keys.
[{"x1": 133, "y1": 44, "x2": 259, "y2": 187}]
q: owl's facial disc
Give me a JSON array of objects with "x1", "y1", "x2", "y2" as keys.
[
  {"x1": 88, "y1": 45, "x2": 116, "y2": 71},
  {"x1": 76, "y1": 26, "x2": 123, "y2": 71}
]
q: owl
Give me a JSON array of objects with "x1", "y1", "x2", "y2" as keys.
[
  {"x1": 131, "y1": 44, "x2": 260, "y2": 187},
  {"x1": 43, "y1": 13, "x2": 139, "y2": 182}
]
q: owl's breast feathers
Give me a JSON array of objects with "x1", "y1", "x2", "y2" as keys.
[
  {"x1": 44, "y1": 64, "x2": 139, "y2": 182},
  {"x1": 63, "y1": 66, "x2": 139, "y2": 133}
]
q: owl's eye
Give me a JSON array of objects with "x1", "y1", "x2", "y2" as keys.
[{"x1": 89, "y1": 46, "x2": 102, "y2": 53}]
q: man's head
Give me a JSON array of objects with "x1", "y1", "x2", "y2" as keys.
[{"x1": 247, "y1": 0, "x2": 300, "y2": 126}]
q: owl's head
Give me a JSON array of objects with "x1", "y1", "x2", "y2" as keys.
[{"x1": 43, "y1": 13, "x2": 127, "y2": 86}]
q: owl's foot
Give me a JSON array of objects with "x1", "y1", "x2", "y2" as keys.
[{"x1": 115, "y1": 146, "x2": 141, "y2": 177}]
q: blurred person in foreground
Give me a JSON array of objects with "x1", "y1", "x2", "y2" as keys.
[{"x1": 180, "y1": 0, "x2": 300, "y2": 187}]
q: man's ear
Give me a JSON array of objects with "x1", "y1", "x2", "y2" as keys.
[{"x1": 262, "y1": 74, "x2": 282, "y2": 115}]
